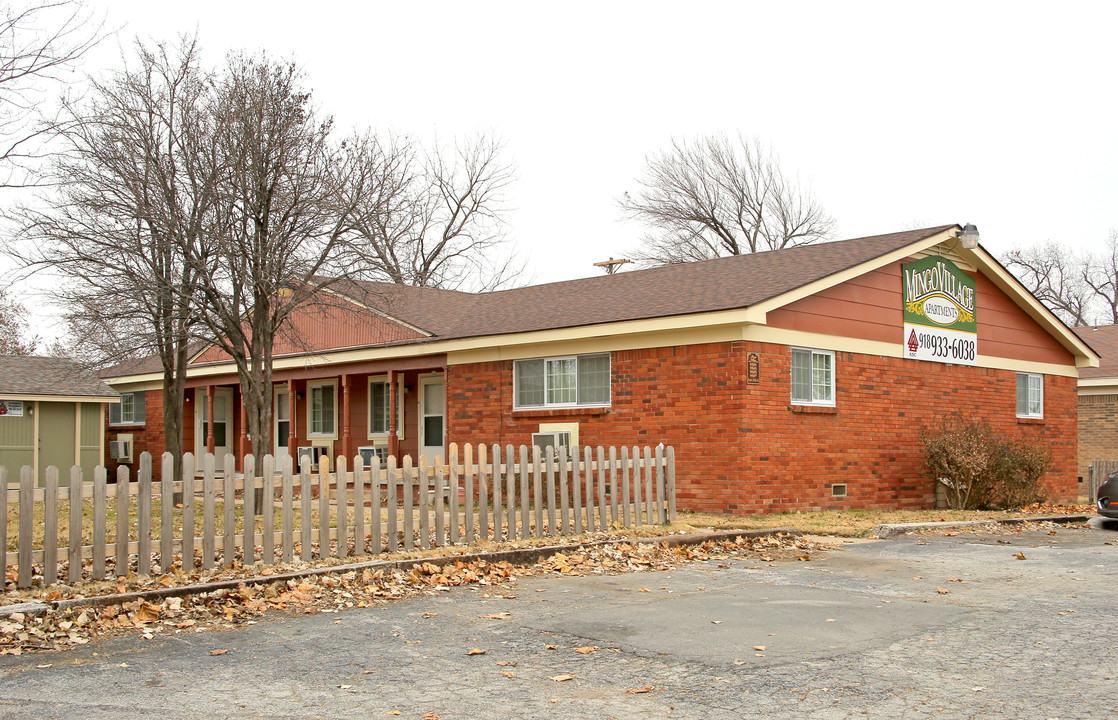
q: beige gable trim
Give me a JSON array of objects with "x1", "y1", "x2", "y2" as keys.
[
  {"x1": 965, "y1": 246, "x2": 1098, "y2": 368},
  {"x1": 747, "y1": 229, "x2": 961, "y2": 318}
]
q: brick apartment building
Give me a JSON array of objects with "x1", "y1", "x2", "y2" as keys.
[{"x1": 101, "y1": 225, "x2": 1098, "y2": 513}]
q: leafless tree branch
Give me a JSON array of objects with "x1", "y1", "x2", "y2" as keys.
[
  {"x1": 0, "y1": 0, "x2": 105, "y2": 187},
  {"x1": 346, "y1": 132, "x2": 521, "y2": 291},
  {"x1": 1003, "y1": 232, "x2": 1118, "y2": 327},
  {"x1": 10, "y1": 35, "x2": 215, "y2": 467},
  {"x1": 619, "y1": 134, "x2": 835, "y2": 266}
]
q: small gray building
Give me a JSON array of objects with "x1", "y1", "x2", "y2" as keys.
[{"x1": 0, "y1": 356, "x2": 119, "y2": 485}]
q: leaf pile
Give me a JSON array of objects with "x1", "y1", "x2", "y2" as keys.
[{"x1": 0, "y1": 533, "x2": 815, "y2": 654}]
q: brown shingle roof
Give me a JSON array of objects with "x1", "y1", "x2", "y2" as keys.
[
  {"x1": 1074, "y1": 325, "x2": 1117, "y2": 378},
  {"x1": 0, "y1": 356, "x2": 119, "y2": 398},
  {"x1": 339, "y1": 225, "x2": 957, "y2": 341},
  {"x1": 104, "y1": 225, "x2": 958, "y2": 376}
]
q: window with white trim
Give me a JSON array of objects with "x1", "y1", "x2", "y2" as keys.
[
  {"x1": 368, "y1": 376, "x2": 405, "y2": 439},
  {"x1": 514, "y1": 353, "x2": 610, "y2": 409},
  {"x1": 369, "y1": 380, "x2": 388, "y2": 434},
  {"x1": 790, "y1": 348, "x2": 835, "y2": 406},
  {"x1": 1016, "y1": 372, "x2": 1043, "y2": 418},
  {"x1": 109, "y1": 391, "x2": 146, "y2": 425},
  {"x1": 308, "y1": 380, "x2": 337, "y2": 436}
]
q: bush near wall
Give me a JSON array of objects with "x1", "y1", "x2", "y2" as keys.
[{"x1": 920, "y1": 413, "x2": 1051, "y2": 510}]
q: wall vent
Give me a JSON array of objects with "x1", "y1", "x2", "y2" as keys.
[{"x1": 831, "y1": 484, "x2": 847, "y2": 498}]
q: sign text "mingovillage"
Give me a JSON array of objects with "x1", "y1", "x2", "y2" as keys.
[{"x1": 904, "y1": 260, "x2": 975, "y2": 313}]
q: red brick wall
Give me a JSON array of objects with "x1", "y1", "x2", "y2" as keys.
[
  {"x1": 447, "y1": 341, "x2": 1079, "y2": 514},
  {"x1": 105, "y1": 390, "x2": 163, "y2": 479}
]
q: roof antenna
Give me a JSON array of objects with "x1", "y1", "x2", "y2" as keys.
[{"x1": 593, "y1": 257, "x2": 631, "y2": 275}]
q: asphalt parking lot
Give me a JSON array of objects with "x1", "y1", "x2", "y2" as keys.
[{"x1": 0, "y1": 520, "x2": 1115, "y2": 720}]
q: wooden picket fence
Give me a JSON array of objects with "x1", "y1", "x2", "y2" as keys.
[
  {"x1": 1087, "y1": 459, "x2": 1117, "y2": 503},
  {"x1": 1, "y1": 443, "x2": 675, "y2": 590}
]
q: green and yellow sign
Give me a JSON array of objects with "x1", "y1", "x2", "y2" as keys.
[{"x1": 902, "y1": 256, "x2": 977, "y2": 365}]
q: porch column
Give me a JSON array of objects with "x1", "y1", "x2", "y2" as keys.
[
  {"x1": 287, "y1": 379, "x2": 296, "y2": 461},
  {"x1": 205, "y1": 386, "x2": 215, "y2": 454},
  {"x1": 388, "y1": 369, "x2": 399, "y2": 458},
  {"x1": 340, "y1": 373, "x2": 350, "y2": 461},
  {"x1": 239, "y1": 393, "x2": 248, "y2": 463},
  {"x1": 441, "y1": 365, "x2": 449, "y2": 453}
]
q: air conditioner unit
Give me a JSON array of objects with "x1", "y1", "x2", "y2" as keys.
[
  {"x1": 109, "y1": 439, "x2": 132, "y2": 463},
  {"x1": 296, "y1": 445, "x2": 329, "y2": 471},
  {"x1": 532, "y1": 431, "x2": 571, "y2": 454},
  {"x1": 357, "y1": 445, "x2": 388, "y2": 466}
]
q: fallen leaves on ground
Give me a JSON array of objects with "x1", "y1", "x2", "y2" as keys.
[
  {"x1": 550, "y1": 674, "x2": 574, "y2": 682},
  {"x1": 573, "y1": 646, "x2": 599, "y2": 654},
  {"x1": 626, "y1": 685, "x2": 655, "y2": 694},
  {"x1": 0, "y1": 533, "x2": 816, "y2": 655},
  {"x1": 465, "y1": 648, "x2": 487, "y2": 656},
  {"x1": 914, "y1": 518, "x2": 1091, "y2": 539}
]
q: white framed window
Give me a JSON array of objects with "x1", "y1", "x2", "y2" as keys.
[
  {"x1": 307, "y1": 380, "x2": 337, "y2": 437},
  {"x1": 791, "y1": 348, "x2": 835, "y2": 406},
  {"x1": 514, "y1": 353, "x2": 610, "y2": 409},
  {"x1": 1016, "y1": 372, "x2": 1043, "y2": 418},
  {"x1": 109, "y1": 391, "x2": 146, "y2": 425},
  {"x1": 368, "y1": 375, "x2": 405, "y2": 439}
]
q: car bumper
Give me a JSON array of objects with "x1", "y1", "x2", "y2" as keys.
[{"x1": 1098, "y1": 479, "x2": 1118, "y2": 518}]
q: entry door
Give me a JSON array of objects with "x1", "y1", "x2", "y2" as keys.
[
  {"x1": 196, "y1": 388, "x2": 234, "y2": 466},
  {"x1": 38, "y1": 402, "x2": 76, "y2": 484},
  {"x1": 418, "y1": 376, "x2": 445, "y2": 465},
  {"x1": 274, "y1": 387, "x2": 291, "y2": 459}
]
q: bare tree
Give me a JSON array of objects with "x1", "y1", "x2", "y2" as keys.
[
  {"x1": 1082, "y1": 231, "x2": 1118, "y2": 325},
  {"x1": 0, "y1": 285, "x2": 38, "y2": 353},
  {"x1": 1004, "y1": 241, "x2": 1095, "y2": 326},
  {"x1": 619, "y1": 134, "x2": 835, "y2": 265},
  {"x1": 184, "y1": 53, "x2": 371, "y2": 462},
  {"x1": 0, "y1": 0, "x2": 102, "y2": 185},
  {"x1": 13, "y1": 36, "x2": 218, "y2": 468},
  {"x1": 1004, "y1": 231, "x2": 1118, "y2": 327},
  {"x1": 347, "y1": 132, "x2": 518, "y2": 290}
]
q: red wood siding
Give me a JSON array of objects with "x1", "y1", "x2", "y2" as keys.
[{"x1": 767, "y1": 260, "x2": 1074, "y2": 365}]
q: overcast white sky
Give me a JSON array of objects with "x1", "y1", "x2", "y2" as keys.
[{"x1": 9, "y1": 0, "x2": 1118, "y2": 334}]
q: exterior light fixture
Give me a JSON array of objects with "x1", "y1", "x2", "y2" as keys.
[{"x1": 958, "y1": 223, "x2": 980, "y2": 249}]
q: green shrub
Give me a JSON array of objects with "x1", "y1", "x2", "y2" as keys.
[{"x1": 919, "y1": 414, "x2": 1050, "y2": 510}]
